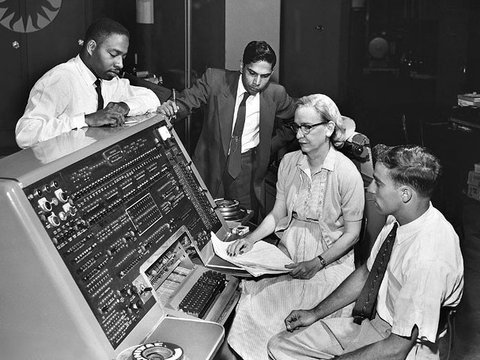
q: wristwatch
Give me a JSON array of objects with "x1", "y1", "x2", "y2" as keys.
[{"x1": 317, "y1": 255, "x2": 327, "y2": 268}]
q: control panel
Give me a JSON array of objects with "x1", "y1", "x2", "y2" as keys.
[
  {"x1": 22, "y1": 120, "x2": 223, "y2": 348},
  {"x1": 139, "y1": 227, "x2": 239, "y2": 324}
]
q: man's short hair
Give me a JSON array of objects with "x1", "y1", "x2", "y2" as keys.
[
  {"x1": 84, "y1": 18, "x2": 130, "y2": 45},
  {"x1": 373, "y1": 144, "x2": 441, "y2": 198},
  {"x1": 242, "y1": 41, "x2": 277, "y2": 68}
]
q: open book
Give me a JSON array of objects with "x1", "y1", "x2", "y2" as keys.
[{"x1": 211, "y1": 233, "x2": 294, "y2": 277}]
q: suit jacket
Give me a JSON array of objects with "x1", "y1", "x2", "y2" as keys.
[{"x1": 175, "y1": 68, "x2": 297, "y2": 212}]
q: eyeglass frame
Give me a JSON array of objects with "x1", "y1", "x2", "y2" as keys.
[{"x1": 289, "y1": 121, "x2": 330, "y2": 135}]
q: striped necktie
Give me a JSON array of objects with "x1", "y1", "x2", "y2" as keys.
[
  {"x1": 227, "y1": 92, "x2": 249, "y2": 178},
  {"x1": 352, "y1": 223, "x2": 398, "y2": 324}
]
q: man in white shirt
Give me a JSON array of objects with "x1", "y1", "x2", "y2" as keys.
[
  {"x1": 15, "y1": 18, "x2": 160, "y2": 149},
  {"x1": 158, "y1": 41, "x2": 297, "y2": 216},
  {"x1": 268, "y1": 144, "x2": 464, "y2": 360}
]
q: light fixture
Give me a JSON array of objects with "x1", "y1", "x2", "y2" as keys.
[{"x1": 136, "y1": 0, "x2": 154, "y2": 24}]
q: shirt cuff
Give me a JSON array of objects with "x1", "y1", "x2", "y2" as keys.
[
  {"x1": 72, "y1": 113, "x2": 88, "y2": 129},
  {"x1": 124, "y1": 97, "x2": 160, "y2": 116}
]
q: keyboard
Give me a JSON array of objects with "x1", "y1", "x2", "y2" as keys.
[{"x1": 179, "y1": 270, "x2": 226, "y2": 318}]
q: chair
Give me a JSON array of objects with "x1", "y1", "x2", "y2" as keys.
[
  {"x1": 341, "y1": 131, "x2": 374, "y2": 185},
  {"x1": 354, "y1": 190, "x2": 387, "y2": 267},
  {"x1": 341, "y1": 131, "x2": 387, "y2": 267},
  {"x1": 438, "y1": 306, "x2": 457, "y2": 360}
]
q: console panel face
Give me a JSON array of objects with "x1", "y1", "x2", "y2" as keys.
[{"x1": 22, "y1": 121, "x2": 223, "y2": 348}]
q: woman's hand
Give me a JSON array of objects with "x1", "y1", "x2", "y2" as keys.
[
  {"x1": 285, "y1": 257, "x2": 323, "y2": 279},
  {"x1": 226, "y1": 236, "x2": 256, "y2": 256}
]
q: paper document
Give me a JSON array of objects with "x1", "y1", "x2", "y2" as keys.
[
  {"x1": 124, "y1": 113, "x2": 158, "y2": 126},
  {"x1": 211, "y1": 233, "x2": 294, "y2": 277}
]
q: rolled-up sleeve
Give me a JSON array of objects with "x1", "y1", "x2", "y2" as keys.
[
  {"x1": 339, "y1": 164, "x2": 365, "y2": 222},
  {"x1": 112, "y1": 79, "x2": 160, "y2": 116},
  {"x1": 16, "y1": 73, "x2": 87, "y2": 148}
]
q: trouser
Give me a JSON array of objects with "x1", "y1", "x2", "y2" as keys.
[
  {"x1": 222, "y1": 147, "x2": 258, "y2": 215},
  {"x1": 268, "y1": 314, "x2": 439, "y2": 360},
  {"x1": 267, "y1": 316, "x2": 392, "y2": 360}
]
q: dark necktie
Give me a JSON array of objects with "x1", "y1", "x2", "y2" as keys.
[
  {"x1": 227, "y1": 92, "x2": 249, "y2": 178},
  {"x1": 94, "y1": 79, "x2": 104, "y2": 110},
  {"x1": 352, "y1": 223, "x2": 398, "y2": 324}
]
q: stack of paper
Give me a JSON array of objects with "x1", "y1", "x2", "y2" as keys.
[
  {"x1": 458, "y1": 93, "x2": 480, "y2": 107},
  {"x1": 211, "y1": 233, "x2": 294, "y2": 277},
  {"x1": 467, "y1": 163, "x2": 480, "y2": 201}
]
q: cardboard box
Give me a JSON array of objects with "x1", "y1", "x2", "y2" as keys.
[
  {"x1": 467, "y1": 184, "x2": 480, "y2": 201},
  {"x1": 475, "y1": 162, "x2": 480, "y2": 173},
  {"x1": 468, "y1": 171, "x2": 480, "y2": 187}
]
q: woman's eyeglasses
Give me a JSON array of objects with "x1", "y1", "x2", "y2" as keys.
[{"x1": 289, "y1": 121, "x2": 329, "y2": 135}]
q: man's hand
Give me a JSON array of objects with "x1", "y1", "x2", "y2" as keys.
[
  {"x1": 285, "y1": 257, "x2": 323, "y2": 279},
  {"x1": 226, "y1": 236, "x2": 255, "y2": 256},
  {"x1": 104, "y1": 101, "x2": 129, "y2": 115},
  {"x1": 284, "y1": 309, "x2": 318, "y2": 332},
  {"x1": 85, "y1": 101, "x2": 129, "y2": 127},
  {"x1": 157, "y1": 100, "x2": 179, "y2": 118}
]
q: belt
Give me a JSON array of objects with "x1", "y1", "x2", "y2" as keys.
[
  {"x1": 241, "y1": 147, "x2": 256, "y2": 157},
  {"x1": 292, "y1": 211, "x2": 318, "y2": 223}
]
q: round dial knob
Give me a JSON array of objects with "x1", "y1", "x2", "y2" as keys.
[{"x1": 47, "y1": 213, "x2": 60, "y2": 227}]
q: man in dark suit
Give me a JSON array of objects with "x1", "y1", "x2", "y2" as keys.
[{"x1": 158, "y1": 41, "x2": 297, "y2": 217}]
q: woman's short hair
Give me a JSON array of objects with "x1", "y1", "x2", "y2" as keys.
[
  {"x1": 297, "y1": 94, "x2": 348, "y2": 148},
  {"x1": 242, "y1": 41, "x2": 277, "y2": 68},
  {"x1": 373, "y1": 144, "x2": 441, "y2": 198}
]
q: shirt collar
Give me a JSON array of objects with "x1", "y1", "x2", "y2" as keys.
[
  {"x1": 296, "y1": 146, "x2": 337, "y2": 173},
  {"x1": 394, "y1": 202, "x2": 434, "y2": 240},
  {"x1": 236, "y1": 77, "x2": 247, "y2": 99},
  {"x1": 236, "y1": 77, "x2": 259, "y2": 101},
  {"x1": 74, "y1": 55, "x2": 97, "y2": 86},
  {"x1": 323, "y1": 146, "x2": 336, "y2": 171}
]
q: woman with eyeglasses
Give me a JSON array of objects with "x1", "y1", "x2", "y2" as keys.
[{"x1": 225, "y1": 94, "x2": 365, "y2": 360}]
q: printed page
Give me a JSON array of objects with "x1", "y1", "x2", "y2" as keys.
[{"x1": 211, "y1": 233, "x2": 294, "y2": 277}]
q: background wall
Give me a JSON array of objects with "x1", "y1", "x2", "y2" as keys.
[
  {"x1": 279, "y1": 0, "x2": 349, "y2": 100},
  {"x1": 225, "y1": 0, "x2": 281, "y2": 81},
  {"x1": 0, "y1": 0, "x2": 477, "y2": 155},
  {"x1": 0, "y1": 0, "x2": 90, "y2": 155}
]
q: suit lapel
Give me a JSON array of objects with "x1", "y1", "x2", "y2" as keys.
[
  {"x1": 218, "y1": 72, "x2": 240, "y2": 155},
  {"x1": 258, "y1": 92, "x2": 275, "y2": 159}
]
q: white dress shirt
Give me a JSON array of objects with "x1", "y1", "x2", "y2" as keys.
[
  {"x1": 232, "y1": 79, "x2": 260, "y2": 153},
  {"x1": 368, "y1": 204, "x2": 464, "y2": 344},
  {"x1": 15, "y1": 55, "x2": 160, "y2": 148}
]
